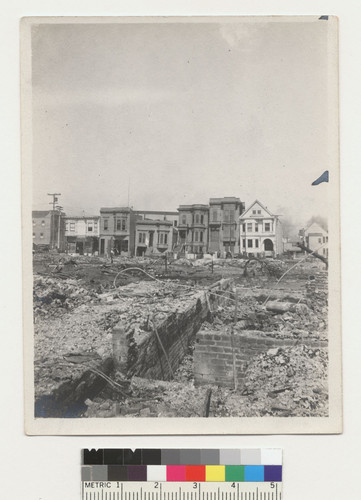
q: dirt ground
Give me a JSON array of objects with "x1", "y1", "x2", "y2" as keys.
[{"x1": 32, "y1": 253, "x2": 328, "y2": 418}]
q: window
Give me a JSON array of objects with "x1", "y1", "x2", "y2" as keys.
[
  {"x1": 257, "y1": 210, "x2": 261, "y2": 214},
  {"x1": 182, "y1": 215, "x2": 186, "y2": 225},
  {"x1": 174, "y1": 220, "x2": 178, "y2": 227},
  {"x1": 242, "y1": 224, "x2": 246, "y2": 232},
  {"x1": 247, "y1": 239, "x2": 253, "y2": 248},
  {"x1": 40, "y1": 233, "x2": 44, "y2": 239},
  {"x1": 200, "y1": 231, "x2": 203, "y2": 242},
  {"x1": 32, "y1": 232, "x2": 35, "y2": 238},
  {"x1": 41, "y1": 220, "x2": 45, "y2": 226},
  {"x1": 255, "y1": 225, "x2": 259, "y2": 232},
  {"x1": 224, "y1": 210, "x2": 230, "y2": 222},
  {"x1": 255, "y1": 240, "x2": 259, "y2": 248},
  {"x1": 121, "y1": 219, "x2": 126, "y2": 231},
  {"x1": 116, "y1": 219, "x2": 121, "y2": 231},
  {"x1": 318, "y1": 238, "x2": 322, "y2": 243},
  {"x1": 195, "y1": 214, "x2": 200, "y2": 224},
  {"x1": 200, "y1": 215, "x2": 204, "y2": 224},
  {"x1": 194, "y1": 231, "x2": 199, "y2": 242},
  {"x1": 326, "y1": 236, "x2": 328, "y2": 242},
  {"x1": 158, "y1": 233, "x2": 168, "y2": 245},
  {"x1": 265, "y1": 223, "x2": 270, "y2": 232},
  {"x1": 65, "y1": 222, "x2": 69, "y2": 231},
  {"x1": 224, "y1": 225, "x2": 234, "y2": 238},
  {"x1": 212, "y1": 210, "x2": 218, "y2": 222},
  {"x1": 242, "y1": 239, "x2": 246, "y2": 248},
  {"x1": 87, "y1": 224, "x2": 93, "y2": 232},
  {"x1": 210, "y1": 229, "x2": 219, "y2": 242},
  {"x1": 323, "y1": 237, "x2": 325, "y2": 243},
  {"x1": 103, "y1": 219, "x2": 108, "y2": 231},
  {"x1": 70, "y1": 222, "x2": 75, "y2": 232},
  {"x1": 138, "y1": 233, "x2": 146, "y2": 244},
  {"x1": 252, "y1": 210, "x2": 256, "y2": 214},
  {"x1": 247, "y1": 223, "x2": 252, "y2": 232}
]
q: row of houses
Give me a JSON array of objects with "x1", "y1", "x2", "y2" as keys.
[{"x1": 32, "y1": 197, "x2": 328, "y2": 259}]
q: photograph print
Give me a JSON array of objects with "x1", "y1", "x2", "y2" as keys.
[{"x1": 21, "y1": 16, "x2": 342, "y2": 435}]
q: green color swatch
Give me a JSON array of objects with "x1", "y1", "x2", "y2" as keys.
[{"x1": 225, "y1": 465, "x2": 245, "y2": 482}]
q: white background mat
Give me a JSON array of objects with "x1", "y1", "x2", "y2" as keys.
[{"x1": 0, "y1": 0, "x2": 360, "y2": 499}]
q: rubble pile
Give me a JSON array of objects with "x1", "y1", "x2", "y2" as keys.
[
  {"x1": 33, "y1": 276, "x2": 100, "y2": 319},
  {"x1": 33, "y1": 253, "x2": 329, "y2": 419},
  {"x1": 34, "y1": 255, "x2": 165, "y2": 291},
  {"x1": 242, "y1": 258, "x2": 287, "y2": 278},
  {"x1": 34, "y1": 306, "x2": 114, "y2": 397},
  {"x1": 34, "y1": 278, "x2": 203, "y2": 398},
  {"x1": 84, "y1": 375, "x2": 207, "y2": 418},
  {"x1": 242, "y1": 345, "x2": 328, "y2": 416},
  {"x1": 202, "y1": 283, "x2": 327, "y2": 340},
  {"x1": 211, "y1": 345, "x2": 328, "y2": 418},
  {"x1": 172, "y1": 258, "x2": 194, "y2": 267},
  {"x1": 306, "y1": 271, "x2": 328, "y2": 301}
]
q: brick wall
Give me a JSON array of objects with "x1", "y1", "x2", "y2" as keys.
[
  {"x1": 194, "y1": 329, "x2": 327, "y2": 387},
  {"x1": 112, "y1": 279, "x2": 231, "y2": 381}
]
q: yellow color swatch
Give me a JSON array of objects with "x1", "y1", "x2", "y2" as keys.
[{"x1": 206, "y1": 466, "x2": 225, "y2": 482}]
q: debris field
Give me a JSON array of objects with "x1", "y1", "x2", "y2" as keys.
[{"x1": 32, "y1": 253, "x2": 328, "y2": 418}]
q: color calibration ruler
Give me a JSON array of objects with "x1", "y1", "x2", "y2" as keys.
[{"x1": 82, "y1": 449, "x2": 282, "y2": 500}]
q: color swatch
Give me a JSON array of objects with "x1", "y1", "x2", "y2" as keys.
[{"x1": 82, "y1": 449, "x2": 282, "y2": 483}]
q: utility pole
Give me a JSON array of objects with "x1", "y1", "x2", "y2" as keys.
[
  {"x1": 48, "y1": 193, "x2": 61, "y2": 249},
  {"x1": 56, "y1": 205, "x2": 63, "y2": 251}
]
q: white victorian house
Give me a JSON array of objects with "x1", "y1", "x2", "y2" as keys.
[
  {"x1": 239, "y1": 200, "x2": 283, "y2": 257},
  {"x1": 300, "y1": 222, "x2": 328, "y2": 258}
]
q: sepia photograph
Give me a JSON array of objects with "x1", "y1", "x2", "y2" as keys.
[{"x1": 21, "y1": 16, "x2": 342, "y2": 434}]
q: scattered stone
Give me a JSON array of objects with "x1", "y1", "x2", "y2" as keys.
[
  {"x1": 33, "y1": 255, "x2": 328, "y2": 419},
  {"x1": 267, "y1": 348, "x2": 280, "y2": 357}
]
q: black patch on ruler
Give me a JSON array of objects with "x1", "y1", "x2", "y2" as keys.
[
  {"x1": 82, "y1": 449, "x2": 104, "y2": 465},
  {"x1": 124, "y1": 449, "x2": 142, "y2": 465},
  {"x1": 142, "y1": 449, "x2": 162, "y2": 465},
  {"x1": 104, "y1": 449, "x2": 124, "y2": 465}
]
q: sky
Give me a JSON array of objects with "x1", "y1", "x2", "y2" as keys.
[{"x1": 31, "y1": 19, "x2": 332, "y2": 230}]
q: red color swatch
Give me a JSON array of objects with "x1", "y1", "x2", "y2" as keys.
[{"x1": 185, "y1": 466, "x2": 206, "y2": 482}]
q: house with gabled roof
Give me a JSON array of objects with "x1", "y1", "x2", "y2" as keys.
[
  {"x1": 300, "y1": 222, "x2": 328, "y2": 258},
  {"x1": 239, "y1": 200, "x2": 283, "y2": 257}
]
